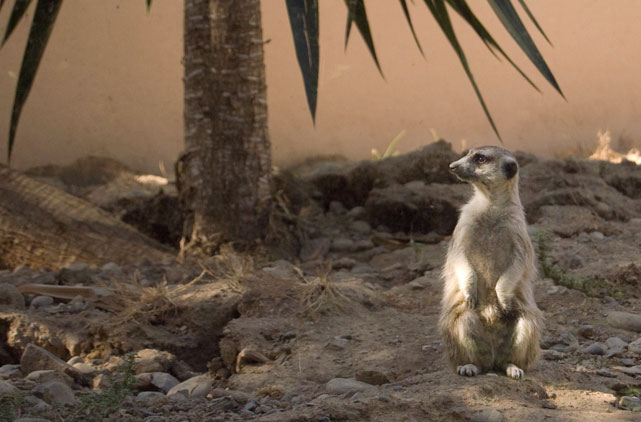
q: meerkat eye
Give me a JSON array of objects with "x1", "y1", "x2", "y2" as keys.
[{"x1": 473, "y1": 154, "x2": 488, "y2": 164}]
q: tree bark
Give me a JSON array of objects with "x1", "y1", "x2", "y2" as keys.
[
  {"x1": 178, "y1": 0, "x2": 272, "y2": 252},
  {"x1": 0, "y1": 165, "x2": 173, "y2": 270}
]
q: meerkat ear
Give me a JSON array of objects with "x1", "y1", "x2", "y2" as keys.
[{"x1": 502, "y1": 160, "x2": 518, "y2": 179}]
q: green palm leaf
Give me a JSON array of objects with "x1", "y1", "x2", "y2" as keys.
[
  {"x1": 344, "y1": 0, "x2": 383, "y2": 77},
  {"x1": 517, "y1": 0, "x2": 551, "y2": 45},
  {"x1": 399, "y1": 0, "x2": 424, "y2": 56},
  {"x1": 2, "y1": 0, "x2": 34, "y2": 46},
  {"x1": 285, "y1": 0, "x2": 320, "y2": 122},
  {"x1": 6, "y1": 0, "x2": 63, "y2": 159},
  {"x1": 423, "y1": 0, "x2": 502, "y2": 140},
  {"x1": 488, "y1": 0, "x2": 564, "y2": 97}
]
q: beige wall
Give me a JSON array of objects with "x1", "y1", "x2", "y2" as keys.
[{"x1": 1, "y1": 1, "x2": 641, "y2": 174}]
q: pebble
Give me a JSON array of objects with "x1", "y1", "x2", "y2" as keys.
[
  {"x1": 578, "y1": 324, "x2": 595, "y2": 338},
  {"x1": 590, "y1": 231, "x2": 605, "y2": 241},
  {"x1": 618, "y1": 396, "x2": 641, "y2": 412},
  {"x1": 347, "y1": 206, "x2": 367, "y2": 219},
  {"x1": 595, "y1": 369, "x2": 617, "y2": 378},
  {"x1": 167, "y1": 374, "x2": 213, "y2": 398},
  {"x1": 628, "y1": 337, "x2": 641, "y2": 354},
  {"x1": 67, "y1": 356, "x2": 84, "y2": 365},
  {"x1": 135, "y1": 349, "x2": 176, "y2": 374},
  {"x1": 326, "y1": 337, "x2": 349, "y2": 350},
  {"x1": 542, "y1": 401, "x2": 557, "y2": 409},
  {"x1": 606, "y1": 337, "x2": 628, "y2": 357},
  {"x1": 355, "y1": 370, "x2": 390, "y2": 385},
  {"x1": 20, "y1": 343, "x2": 86, "y2": 384},
  {"x1": 150, "y1": 372, "x2": 180, "y2": 393},
  {"x1": 32, "y1": 381, "x2": 76, "y2": 405},
  {"x1": 0, "y1": 364, "x2": 22, "y2": 379},
  {"x1": 14, "y1": 418, "x2": 51, "y2": 422},
  {"x1": 613, "y1": 365, "x2": 641, "y2": 376},
  {"x1": 326, "y1": 378, "x2": 375, "y2": 394},
  {"x1": 26, "y1": 369, "x2": 73, "y2": 386},
  {"x1": 542, "y1": 350, "x2": 566, "y2": 361},
  {"x1": 583, "y1": 342, "x2": 607, "y2": 356},
  {"x1": 0, "y1": 283, "x2": 26, "y2": 309},
  {"x1": 350, "y1": 221, "x2": 371, "y2": 234},
  {"x1": 608, "y1": 312, "x2": 641, "y2": 332},
  {"x1": 331, "y1": 238, "x2": 355, "y2": 252},
  {"x1": 0, "y1": 379, "x2": 20, "y2": 394},
  {"x1": 29, "y1": 295, "x2": 54, "y2": 309},
  {"x1": 329, "y1": 201, "x2": 347, "y2": 214},
  {"x1": 137, "y1": 391, "x2": 168, "y2": 405}
]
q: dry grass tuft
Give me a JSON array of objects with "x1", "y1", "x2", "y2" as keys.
[
  {"x1": 299, "y1": 263, "x2": 354, "y2": 315},
  {"x1": 199, "y1": 244, "x2": 254, "y2": 292}
]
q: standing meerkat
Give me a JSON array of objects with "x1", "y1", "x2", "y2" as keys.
[{"x1": 440, "y1": 146, "x2": 543, "y2": 379}]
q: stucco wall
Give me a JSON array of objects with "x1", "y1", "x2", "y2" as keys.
[{"x1": 1, "y1": 1, "x2": 640, "y2": 173}]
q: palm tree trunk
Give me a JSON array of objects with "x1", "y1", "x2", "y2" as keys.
[{"x1": 178, "y1": 0, "x2": 272, "y2": 252}]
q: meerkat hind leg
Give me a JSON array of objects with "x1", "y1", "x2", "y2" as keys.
[{"x1": 457, "y1": 364, "x2": 479, "y2": 377}]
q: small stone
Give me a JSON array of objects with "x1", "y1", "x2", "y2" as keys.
[
  {"x1": 93, "y1": 373, "x2": 112, "y2": 390},
  {"x1": 583, "y1": 343, "x2": 607, "y2": 356},
  {"x1": 167, "y1": 374, "x2": 213, "y2": 398},
  {"x1": 408, "y1": 276, "x2": 429, "y2": 290},
  {"x1": 353, "y1": 239, "x2": 374, "y2": 251},
  {"x1": 22, "y1": 394, "x2": 52, "y2": 413},
  {"x1": 350, "y1": 221, "x2": 371, "y2": 234},
  {"x1": 0, "y1": 379, "x2": 20, "y2": 394},
  {"x1": 72, "y1": 362, "x2": 98, "y2": 375},
  {"x1": 135, "y1": 349, "x2": 176, "y2": 374},
  {"x1": 210, "y1": 388, "x2": 254, "y2": 403},
  {"x1": 150, "y1": 372, "x2": 180, "y2": 393},
  {"x1": 613, "y1": 365, "x2": 641, "y2": 376},
  {"x1": 32, "y1": 381, "x2": 76, "y2": 405},
  {"x1": 347, "y1": 206, "x2": 367, "y2": 219},
  {"x1": 30, "y1": 295, "x2": 54, "y2": 309},
  {"x1": 325, "y1": 378, "x2": 375, "y2": 394},
  {"x1": 542, "y1": 350, "x2": 566, "y2": 361},
  {"x1": 68, "y1": 295, "x2": 88, "y2": 313},
  {"x1": 333, "y1": 257, "x2": 356, "y2": 270},
  {"x1": 14, "y1": 418, "x2": 51, "y2": 422},
  {"x1": 101, "y1": 262, "x2": 122, "y2": 273},
  {"x1": 542, "y1": 401, "x2": 557, "y2": 409},
  {"x1": 628, "y1": 337, "x2": 641, "y2": 354},
  {"x1": 0, "y1": 364, "x2": 22, "y2": 379},
  {"x1": 590, "y1": 231, "x2": 605, "y2": 241},
  {"x1": 578, "y1": 324, "x2": 595, "y2": 338},
  {"x1": 0, "y1": 283, "x2": 25, "y2": 309},
  {"x1": 595, "y1": 369, "x2": 617, "y2": 378},
  {"x1": 578, "y1": 232, "x2": 590, "y2": 242},
  {"x1": 26, "y1": 369, "x2": 73, "y2": 386},
  {"x1": 619, "y1": 358, "x2": 635, "y2": 367},
  {"x1": 327, "y1": 337, "x2": 349, "y2": 350},
  {"x1": 606, "y1": 337, "x2": 628, "y2": 357},
  {"x1": 20, "y1": 343, "x2": 87, "y2": 385},
  {"x1": 136, "y1": 391, "x2": 167, "y2": 405},
  {"x1": 67, "y1": 356, "x2": 84, "y2": 365},
  {"x1": 331, "y1": 238, "x2": 355, "y2": 252},
  {"x1": 470, "y1": 408, "x2": 505, "y2": 422},
  {"x1": 329, "y1": 201, "x2": 347, "y2": 214},
  {"x1": 618, "y1": 396, "x2": 641, "y2": 412}
]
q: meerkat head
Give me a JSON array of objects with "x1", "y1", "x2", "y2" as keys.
[{"x1": 448, "y1": 146, "x2": 519, "y2": 189}]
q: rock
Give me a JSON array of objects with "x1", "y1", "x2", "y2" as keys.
[
  {"x1": 93, "y1": 373, "x2": 112, "y2": 390},
  {"x1": 606, "y1": 337, "x2": 628, "y2": 357},
  {"x1": 20, "y1": 344, "x2": 87, "y2": 385},
  {"x1": 550, "y1": 330, "x2": 579, "y2": 353},
  {"x1": 14, "y1": 418, "x2": 52, "y2": 422},
  {"x1": 347, "y1": 206, "x2": 367, "y2": 220},
  {"x1": 0, "y1": 364, "x2": 22, "y2": 379},
  {"x1": 22, "y1": 394, "x2": 52, "y2": 413},
  {"x1": 67, "y1": 356, "x2": 84, "y2": 365},
  {"x1": 350, "y1": 221, "x2": 371, "y2": 234},
  {"x1": 329, "y1": 201, "x2": 347, "y2": 214},
  {"x1": 72, "y1": 362, "x2": 98, "y2": 375},
  {"x1": 211, "y1": 388, "x2": 254, "y2": 404},
  {"x1": 261, "y1": 260, "x2": 300, "y2": 281},
  {"x1": 331, "y1": 238, "x2": 355, "y2": 252},
  {"x1": 408, "y1": 276, "x2": 431, "y2": 290},
  {"x1": 325, "y1": 378, "x2": 375, "y2": 394},
  {"x1": 355, "y1": 370, "x2": 390, "y2": 386},
  {"x1": 595, "y1": 369, "x2": 617, "y2": 378},
  {"x1": 32, "y1": 381, "x2": 76, "y2": 405},
  {"x1": 0, "y1": 283, "x2": 25, "y2": 309},
  {"x1": 613, "y1": 365, "x2": 641, "y2": 376},
  {"x1": 590, "y1": 231, "x2": 605, "y2": 241},
  {"x1": 150, "y1": 372, "x2": 180, "y2": 393},
  {"x1": 170, "y1": 359, "x2": 198, "y2": 381},
  {"x1": 299, "y1": 238, "x2": 331, "y2": 261},
  {"x1": 136, "y1": 391, "x2": 167, "y2": 405},
  {"x1": 326, "y1": 337, "x2": 349, "y2": 351},
  {"x1": 618, "y1": 396, "x2": 641, "y2": 412},
  {"x1": 533, "y1": 205, "x2": 618, "y2": 238},
  {"x1": 134, "y1": 373, "x2": 153, "y2": 390},
  {"x1": 364, "y1": 183, "x2": 464, "y2": 235},
  {"x1": 58, "y1": 263, "x2": 92, "y2": 285},
  {"x1": 333, "y1": 257, "x2": 356, "y2": 270},
  {"x1": 583, "y1": 343, "x2": 606, "y2": 356},
  {"x1": 542, "y1": 401, "x2": 557, "y2": 409},
  {"x1": 629, "y1": 338, "x2": 641, "y2": 354},
  {"x1": 542, "y1": 350, "x2": 566, "y2": 361},
  {"x1": 26, "y1": 369, "x2": 74, "y2": 386},
  {"x1": 608, "y1": 312, "x2": 641, "y2": 332},
  {"x1": 471, "y1": 408, "x2": 505, "y2": 422},
  {"x1": 29, "y1": 295, "x2": 54, "y2": 309},
  {"x1": 578, "y1": 324, "x2": 595, "y2": 338},
  {"x1": 167, "y1": 374, "x2": 213, "y2": 398},
  {"x1": 0, "y1": 379, "x2": 20, "y2": 394},
  {"x1": 620, "y1": 358, "x2": 636, "y2": 367},
  {"x1": 135, "y1": 349, "x2": 176, "y2": 374}
]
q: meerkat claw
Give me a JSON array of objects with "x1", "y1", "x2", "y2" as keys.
[
  {"x1": 506, "y1": 364, "x2": 524, "y2": 380},
  {"x1": 457, "y1": 364, "x2": 479, "y2": 377}
]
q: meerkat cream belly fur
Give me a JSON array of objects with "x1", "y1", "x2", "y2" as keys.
[{"x1": 439, "y1": 146, "x2": 543, "y2": 379}]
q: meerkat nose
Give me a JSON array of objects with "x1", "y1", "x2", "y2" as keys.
[{"x1": 449, "y1": 163, "x2": 459, "y2": 171}]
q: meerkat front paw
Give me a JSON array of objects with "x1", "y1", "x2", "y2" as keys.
[
  {"x1": 505, "y1": 364, "x2": 524, "y2": 380},
  {"x1": 457, "y1": 364, "x2": 479, "y2": 377},
  {"x1": 464, "y1": 293, "x2": 478, "y2": 309}
]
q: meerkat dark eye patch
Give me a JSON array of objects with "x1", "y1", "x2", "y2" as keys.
[
  {"x1": 502, "y1": 161, "x2": 518, "y2": 179},
  {"x1": 473, "y1": 153, "x2": 490, "y2": 164}
]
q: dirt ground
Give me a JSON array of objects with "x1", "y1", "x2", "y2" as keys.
[{"x1": 1, "y1": 142, "x2": 641, "y2": 421}]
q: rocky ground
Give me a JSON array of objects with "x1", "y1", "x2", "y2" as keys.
[{"x1": 1, "y1": 141, "x2": 641, "y2": 421}]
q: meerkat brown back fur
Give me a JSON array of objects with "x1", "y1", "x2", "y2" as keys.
[{"x1": 440, "y1": 146, "x2": 543, "y2": 379}]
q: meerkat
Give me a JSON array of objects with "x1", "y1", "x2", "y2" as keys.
[{"x1": 439, "y1": 146, "x2": 543, "y2": 380}]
